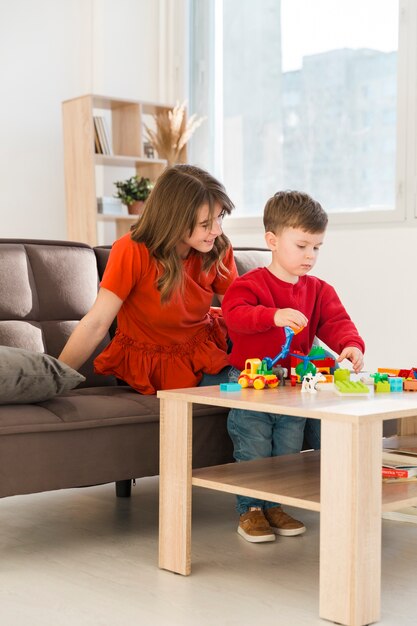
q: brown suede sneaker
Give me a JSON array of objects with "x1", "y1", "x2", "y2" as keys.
[
  {"x1": 238, "y1": 508, "x2": 276, "y2": 543},
  {"x1": 264, "y1": 506, "x2": 306, "y2": 536}
]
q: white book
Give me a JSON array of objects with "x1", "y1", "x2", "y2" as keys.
[
  {"x1": 382, "y1": 450, "x2": 417, "y2": 467},
  {"x1": 94, "y1": 116, "x2": 111, "y2": 155},
  {"x1": 93, "y1": 117, "x2": 103, "y2": 154},
  {"x1": 101, "y1": 117, "x2": 113, "y2": 155}
]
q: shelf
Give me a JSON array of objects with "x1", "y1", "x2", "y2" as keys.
[
  {"x1": 95, "y1": 154, "x2": 167, "y2": 168},
  {"x1": 97, "y1": 214, "x2": 137, "y2": 222},
  {"x1": 63, "y1": 94, "x2": 174, "y2": 114},
  {"x1": 193, "y1": 451, "x2": 321, "y2": 511},
  {"x1": 192, "y1": 449, "x2": 417, "y2": 513},
  {"x1": 97, "y1": 213, "x2": 139, "y2": 240}
]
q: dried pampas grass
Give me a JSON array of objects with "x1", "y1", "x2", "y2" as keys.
[{"x1": 145, "y1": 101, "x2": 205, "y2": 166}]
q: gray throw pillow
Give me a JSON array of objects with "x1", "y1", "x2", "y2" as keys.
[{"x1": 0, "y1": 346, "x2": 85, "y2": 404}]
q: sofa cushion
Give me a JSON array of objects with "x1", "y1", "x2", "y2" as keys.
[
  {"x1": 0, "y1": 385, "x2": 220, "y2": 431},
  {"x1": 0, "y1": 346, "x2": 85, "y2": 404},
  {"x1": 0, "y1": 320, "x2": 45, "y2": 352},
  {"x1": 233, "y1": 248, "x2": 271, "y2": 275},
  {"x1": 0, "y1": 240, "x2": 116, "y2": 388}
]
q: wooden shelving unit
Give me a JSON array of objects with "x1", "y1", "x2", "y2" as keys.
[{"x1": 62, "y1": 94, "x2": 176, "y2": 246}]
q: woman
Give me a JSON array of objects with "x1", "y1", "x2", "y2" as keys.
[{"x1": 59, "y1": 164, "x2": 237, "y2": 393}]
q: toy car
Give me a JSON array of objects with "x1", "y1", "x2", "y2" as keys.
[
  {"x1": 237, "y1": 326, "x2": 301, "y2": 390},
  {"x1": 238, "y1": 358, "x2": 279, "y2": 390}
]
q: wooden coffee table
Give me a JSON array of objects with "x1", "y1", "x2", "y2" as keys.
[{"x1": 157, "y1": 385, "x2": 417, "y2": 626}]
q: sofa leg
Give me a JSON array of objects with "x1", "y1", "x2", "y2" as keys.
[{"x1": 115, "y1": 479, "x2": 132, "y2": 498}]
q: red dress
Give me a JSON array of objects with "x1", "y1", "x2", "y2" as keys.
[{"x1": 94, "y1": 234, "x2": 237, "y2": 393}]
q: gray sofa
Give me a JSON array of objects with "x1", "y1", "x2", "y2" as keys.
[{"x1": 0, "y1": 239, "x2": 271, "y2": 500}]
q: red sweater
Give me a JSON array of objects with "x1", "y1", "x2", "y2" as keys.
[{"x1": 221, "y1": 267, "x2": 365, "y2": 371}]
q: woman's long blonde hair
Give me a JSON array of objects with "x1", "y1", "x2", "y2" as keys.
[{"x1": 131, "y1": 164, "x2": 234, "y2": 303}]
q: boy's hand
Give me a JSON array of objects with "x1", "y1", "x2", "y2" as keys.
[
  {"x1": 274, "y1": 308, "x2": 308, "y2": 330},
  {"x1": 337, "y1": 347, "x2": 364, "y2": 373}
]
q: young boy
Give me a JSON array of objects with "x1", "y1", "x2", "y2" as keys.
[{"x1": 222, "y1": 191, "x2": 365, "y2": 543}]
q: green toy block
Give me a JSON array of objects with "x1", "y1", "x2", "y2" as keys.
[
  {"x1": 334, "y1": 369, "x2": 350, "y2": 383},
  {"x1": 308, "y1": 345, "x2": 326, "y2": 358},
  {"x1": 335, "y1": 380, "x2": 370, "y2": 394},
  {"x1": 375, "y1": 380, "x2": 390, "y2": 393}
]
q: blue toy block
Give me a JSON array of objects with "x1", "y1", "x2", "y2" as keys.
[
  {"x1": 220, "y1": 382, "x2": 241, "y2": 392},
  {"x1": 389, "y1": 377, "x2": 403, "y2": 392}
]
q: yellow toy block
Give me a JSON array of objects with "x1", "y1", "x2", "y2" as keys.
[{"x1": 375, "y1": 381, "x2": 390, "y2": 393}]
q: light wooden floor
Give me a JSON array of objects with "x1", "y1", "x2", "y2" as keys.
[{"x1": 0, "y1": 477, "x2": 416, "y2": 626}]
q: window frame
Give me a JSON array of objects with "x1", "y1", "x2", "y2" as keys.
[{"x1": 183, "y1": 0, "x2": 416, "y2": 229}]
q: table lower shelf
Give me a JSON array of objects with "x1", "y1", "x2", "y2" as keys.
[{"x1": 192, "y1": 450, "x2": 417, "y2": 513}]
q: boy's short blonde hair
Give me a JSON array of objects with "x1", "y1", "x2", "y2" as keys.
[{"x1": 263, "y1": 190, "x2": 328, "y2": 234}]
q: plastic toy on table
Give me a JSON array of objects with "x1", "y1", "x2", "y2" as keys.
[
  {"x1": 237, "y1": 358, "x2": 279, "y2": 390},
  {"x1": 301, "y1": 372, "x2": 325, "y2": 393},
  {"x1": 290, "y1": 345, "x2": 336, "y2": 382},
  {"x1": 219, "y1": 382, "x2": 242, "y2": 392},
  {"x1": 236, "y1": 325, "x2": 337, "y2": 391},
  {"x1": 388, "y1": 377, "x2": 403, "y2": 392},
  {"x1": 371, "y1": 371, "x2": 402, "y2": 393},
  {"x1": 335, "y1": 380, "x2": 371, "y2": 396},
  {"x1": 404, "y1": 379, "x2": 417, "y2": 391},
  {"x1": 237, "y1": 325, "x2": 300, "y2": 390}
]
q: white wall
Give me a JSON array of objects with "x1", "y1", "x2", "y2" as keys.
[
  {"x1": 316, "y1": 225, "x2": 417, "y2": 373},
  {"x1": 0, "y1": 0, "x2": 93, "y2": 239},
  {"x1": 0, "y1": 0, "x2": 163, "y2": 240},
  {"x1": 91, "y1": 0, "x2": 161, "y2": 100}
]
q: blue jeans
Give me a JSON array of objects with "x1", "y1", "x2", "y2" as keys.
[
  {"x1": 198, "y1": 366, "x2": 232, "y2": 387},
  {"x1": 303, "y1": 417, "x2": 321, "y2": 450},
  {"x1": 226, "y1": 365, "x2": 323, "y2": 514},
  {"x1": 227, "y1": 407, "x2": 306, "y2": 514}
]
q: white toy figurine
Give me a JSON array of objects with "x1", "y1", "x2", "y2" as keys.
[{"x1": 301, "y1": 372, "x2": 325, "y2": 394}]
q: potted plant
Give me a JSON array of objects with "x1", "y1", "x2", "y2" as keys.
[{"x1": 114, "y1": 175, "x2": 154, "y2": 215}]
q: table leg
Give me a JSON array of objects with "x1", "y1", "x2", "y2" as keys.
[
  {"x1": 398, "y1": 415, "x2": 417, "y2": 436},
  {"x1": 319, "y1": 419, "x2": 382, "y2": 626},
  {"x1": 158, "y1": 398, "x2": 192, "y2": 575}
]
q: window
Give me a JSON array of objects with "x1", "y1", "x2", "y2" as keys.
[{"x1": 189, "y1": 0, "x2": 417, "y2": 225}]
